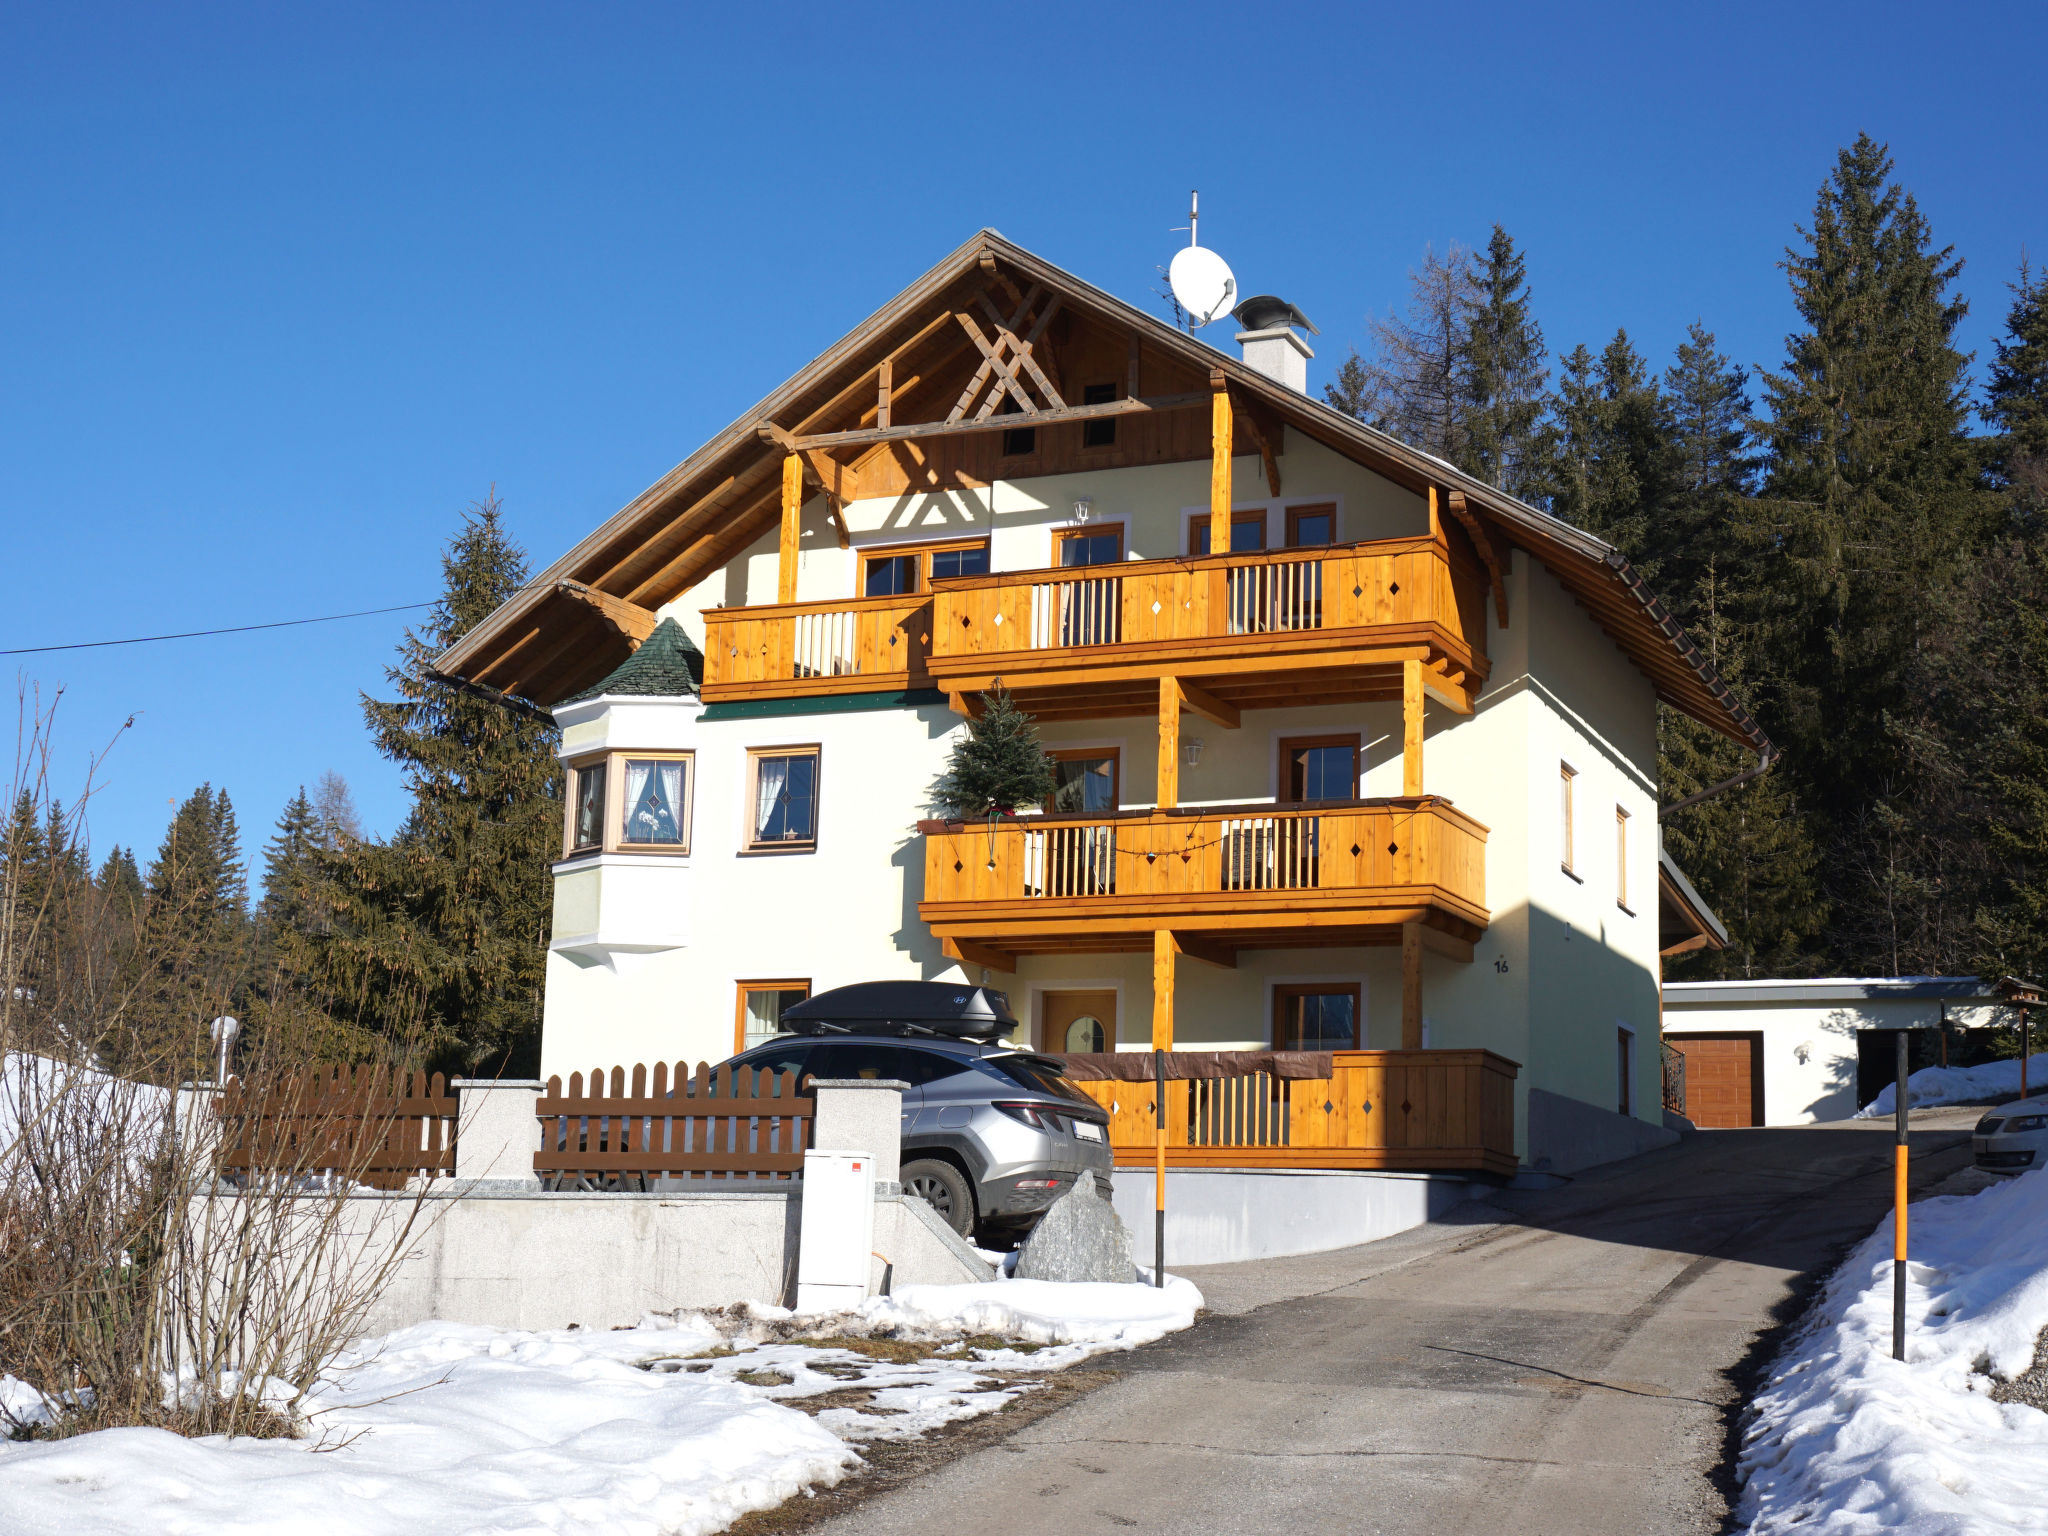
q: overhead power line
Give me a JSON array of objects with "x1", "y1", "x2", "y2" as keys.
[{"x1": 0, "y1": 601, "x2": 435, "y2": 656}]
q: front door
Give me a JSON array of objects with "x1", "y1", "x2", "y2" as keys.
[{"x1": 1041, "y1": 990, "x2": 1116, "y2": 1055}]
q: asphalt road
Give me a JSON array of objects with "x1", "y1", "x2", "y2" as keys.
[{"x1": 813, "y1": 1109, "x2": 1980, "y2": 1536}]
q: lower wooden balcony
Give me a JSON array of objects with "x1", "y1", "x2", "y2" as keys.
[
  {"x1": 700, "y1": 593, "x2": 932, "y2": 703},
  {"x1": 918, "y1": 798, "x2": 1487, "y2": 963},
  {"x1": 1065, "y1": 1050, "x2": 1519, "y2": 1177}
]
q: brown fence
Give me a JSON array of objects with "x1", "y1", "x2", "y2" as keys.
[
  {"x1": 534, "y1": 1062, "x2": 813, "y2": 1188},
  {"x1": 216, "y1": 1067, "x2": 456, "y2": 1191}
]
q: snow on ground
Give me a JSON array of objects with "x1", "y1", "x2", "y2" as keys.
[
  {"x1": 1738, "y1": 1166, "x2": 2048, "y2": 1533},
  {"x1": 0, "y1": 1277, "x2": 1203, "y2": 1535},
  {"x1": 1857, "y1": 1052, "x2": 2048, "y2": 1118}
]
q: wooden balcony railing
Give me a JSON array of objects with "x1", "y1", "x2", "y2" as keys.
[
  {"x1": 925, "y1": 534, "x2": 1487, "y2": 701},
  {"x1": 700, "y1": 592, "x2": 932, "y2": 702},
  {"x1": 1065, "y1": 1050, "x2": 1519, "y2": 1176},
  {"x1": 919, "y1": 798, "x2": 1488, "y2": 954}
]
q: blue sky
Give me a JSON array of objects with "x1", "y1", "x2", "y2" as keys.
[{"x1": 3, "y1": 0, "x2": 2042, "y2": 884}]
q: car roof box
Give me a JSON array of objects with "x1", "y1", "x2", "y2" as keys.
[{"x1": 780, "y1": 981, "x2": 1017, "y2": 1039}]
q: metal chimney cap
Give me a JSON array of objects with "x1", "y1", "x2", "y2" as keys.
[{"x1": 1232, "y1": 294, "x2": 1320, "y2": 335}]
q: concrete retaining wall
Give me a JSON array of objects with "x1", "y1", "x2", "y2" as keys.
[{"x1": 1111, "y1": 1168, "x2": 1484, "y2": 1266}]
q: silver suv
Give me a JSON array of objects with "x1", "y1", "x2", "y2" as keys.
[{"x1": 727, "y1": 983, "x2": 1113, "y2": 1238}]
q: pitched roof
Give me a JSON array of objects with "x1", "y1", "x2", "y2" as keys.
[
  {"x1": 434, "y1": 229, "x2": 1769, "y2": 754},
  {"x1": 558, "y1": 617, "x2": 702, "y2": 705}
]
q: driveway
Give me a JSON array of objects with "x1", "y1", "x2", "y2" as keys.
[{"x1": 812, "y1": 1109, "x2": 1979, "y2": 1536}]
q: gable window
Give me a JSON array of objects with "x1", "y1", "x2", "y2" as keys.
[
  {"x1": 568, "y1": 759, "x2": 607, "y2": 854},
  {"x1": 1081, "y1": 382, "x2": 1119, "y2": 447},
  {"x1": 1560, "y1": 762, "x2": 1577, "y2": 876},
  {"x1": 1616, "y1": 806, "x2": 1631, "y2": 913},
  {"x1": 620, "y1": 755, "x2": 692, "y2": 850},
  {"x1": 736, "y1": 980, "x2": 810, "y2": 1053},
  {"x1": 747, "y1": 746, "x2": 820, "y2": 851},
  {"x1": 863, "y1": 539, "x2": 990, "y2": 596},
  {"x1": 1274, "y1": 983, "x2": 1361, "y2": 1051},
  {"x1": 1285, "y1": 503, "x2": 1336, "y2": 547},
  {"x1": 1189, "y1": 511, "x2": 1267, "y2": 556},
  {"x1": 1046, "y1": 749, "x2": 1119, "y2": 813},
  {"x1": 1280, "y1": 735, "x2": 1361, "y2": 803}
]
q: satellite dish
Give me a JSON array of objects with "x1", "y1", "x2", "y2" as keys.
[{"x1": 1170, "y1": 244, "x2": 1238, "y2": 328}]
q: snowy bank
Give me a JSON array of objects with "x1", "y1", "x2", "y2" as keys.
[
  {"x1": 0, "y1": 1277, "x2": 1203, "y2": 1534},
  {"x1": 1856, "y1": 1052, "x2": 2048, "y2": 1118},
  {"x1": 1738, "y1": 1167, "x2": 2048, "y2": 1534}
]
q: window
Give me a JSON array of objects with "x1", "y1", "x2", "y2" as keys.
[
  {"x1": 1081, "y1": 382, "x2": 1119, "y2": 447},
  {"x1": 1617, "y1": 1025, "x2": 1635, "y2": 1116},
  {"x1": 567, "y1": 759, "x2": 606, "y2": 854},
  {"x1": 1046, "y1": 749, "x2": 1119, "y2": 813},
  {"x1": 863, "y1": 539, "x2": 990, "y2": 595},
  {"x1": 561, "y1": 752, "x2": 694, "y2": 858},
  {"x1": 746, "y1": 747, "x2": 820, "y2": 851},
  {"x1": 1280, "y1": 735, "x2": 1361, "y2": 803},
  {"x1": 1189, "y1": 511, "x2": 1267, "y2": 555},
  {"x1": 736, "y1": 980, "x2": 810, "y2": 1053},
  {"x1": 808, "y1": 1042, "x2": 969, "y2": 1087},
  {"x1": 1616, "y1": 806, "x2": 1631, "y2": 912},
  {"x1": 1285, "y1": 503, "x2": 1336, "y2": 547},
  {"x1": 1274, "y1": 984, "x2": 1361, "y2": 1051},
  {"x1": 619, "y1": 754, "x2": 692, "y2": 851},
  {"x1": 1057, "y1": 527, "x2": 1123, "y2": 568},
  {"x1": 1560, "y1": 762, "x2": 1577, "y2": 875}
]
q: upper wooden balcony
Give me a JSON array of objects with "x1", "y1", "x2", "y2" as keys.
[
  {"x1": 696, "y1": 533, "x2": 1488, "y2": 714},
  {"x1": 917, "y1": 797, "x2": 1488, "y2": 967}
]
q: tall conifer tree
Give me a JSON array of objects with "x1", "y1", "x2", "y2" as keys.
[{"x1": 1462, "y1": 226, "x2": 1549, "y2": 500}]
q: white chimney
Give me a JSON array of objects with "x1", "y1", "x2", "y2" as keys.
[{"x1": 1232, "y1": 295, "x2": 1319, "y2": 394}]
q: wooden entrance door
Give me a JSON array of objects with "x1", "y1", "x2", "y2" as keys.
[
  {"x1": 1041, "y1": 990, "x2": 1116, "y2": 1055},
  {"x1": 1666, "y1": 1033, "x2": 1763, "y2": 1127}
]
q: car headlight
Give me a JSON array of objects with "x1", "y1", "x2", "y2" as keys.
[{"x1": 2006, "y1": 1115, "x2": 2048, "y2": 1133}]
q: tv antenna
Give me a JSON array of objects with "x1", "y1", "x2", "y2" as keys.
[{"x1": 1168, "y1": 191, "x2": 1237, "y2": 328}]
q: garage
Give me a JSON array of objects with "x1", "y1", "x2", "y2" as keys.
[{"x1": 1665, "y1": 1032, "x2": 1764, "y2": 1128}]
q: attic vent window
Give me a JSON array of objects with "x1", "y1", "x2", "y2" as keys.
[
  {"x1": 1081, "y1": 383, "x2": 1118, "y2": 447},
  {"x1": 1001, "y1": 425, "x2": 1036, "y2": 456}
]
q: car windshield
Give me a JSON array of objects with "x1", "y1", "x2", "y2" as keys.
[{"x1": 983, "y1": 1054, "x2": 1095, "y2": 1105}]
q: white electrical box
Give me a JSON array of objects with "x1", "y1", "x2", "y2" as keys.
[{"x1": 796, "y1": 1149, "x2": 876, "y2": 1313}]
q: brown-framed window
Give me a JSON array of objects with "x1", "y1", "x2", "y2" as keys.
[
  {"x1": 1285, "y1": 502, "x2": 1337, "y2": 547},
  {"x1": 1189, "y1": 510, "x2": 1267, "y2": 556},
  {"x1": 736, "y1": 979, "x2": 810, "y2": 1054},
  {"x1": 1560, "y1": 762, "x2": 1577, "y2": 875},
  {"x1": 746, "y1": 746, "x2": 821, "y2": 851},
  {"x1": 1273, "y1": 983, "x2": 1361, "y2": 1051},
  {"x1": 566, "y1": 757, "x2": 607, "y2": 855},
  {"x1": 1081, "y1": 382, "x2": 1119, "y2": 447},
  {"x1": 1615, "y1": 806, "x2": 1631, "y2": 912},
  {"x1": 862, "y1": 538, "x2": 990, "y2": 596},
  {"x1": 1057, "y1": 526, "x2": 1123, "y2": 568},
  {"x1": 1045, "y1": 748, "x2": 1120, "y2": 813},
  {"x1": 1279, "y1": 735, "x2": 1360, "y2": 803}
]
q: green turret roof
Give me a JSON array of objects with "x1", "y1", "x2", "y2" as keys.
[{"x1": 559, "y1": 618, "x2": 703, "y2": 706}]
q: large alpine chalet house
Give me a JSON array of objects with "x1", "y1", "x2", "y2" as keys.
[{"x1": 434, "y1": 231, "x2": 1757, "y2": 1170}]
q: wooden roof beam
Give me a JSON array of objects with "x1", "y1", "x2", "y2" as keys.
[
  {"x1": 783, "y1": 392, "x2": 1206, "y2": 452},
  {"x1": 1445, "y1": 491, "x2": 1509, "y2": 628},
  {"x1": 555, "y1": 581, "x2": 658, "y2": 645}
]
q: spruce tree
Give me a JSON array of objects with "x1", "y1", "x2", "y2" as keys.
[
  {"x1": 1461, "y1": 226, "x2": 1549, "y2": 500},
  {"x1": 125, "y1": 784, "x2": 251, "y2": 1069},
  {"x1": 1985, "y1": 259, "x2": 2048, "y2": 520},
  {"x1": 260, "y1": 787, "x2": 322, "y2": 937},
  {"x1": 315, "y1": 494, "x2": 561, "y2": 1075},
  {"x1": 931, "y1": 687, "x2": 1055, "y2": 819}
]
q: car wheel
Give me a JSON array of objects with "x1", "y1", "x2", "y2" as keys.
[{"x1": 901, "y1": 1159, "x2": 975, "y2": 1237}]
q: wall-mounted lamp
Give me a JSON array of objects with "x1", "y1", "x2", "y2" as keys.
[
  {"x1": 1072, "y1": 497, "x2": 1093, "y2": 523},
  {"x1": 1181, "y1": 736, "x2": 1204, "y2": 768}
]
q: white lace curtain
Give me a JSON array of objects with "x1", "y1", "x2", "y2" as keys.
[
  {"x1": 623, "y1": 759, "x2": 685, "y2": 844},
  {"x1": 755, "y1": 756, "x2": 789, "y2": 840}
]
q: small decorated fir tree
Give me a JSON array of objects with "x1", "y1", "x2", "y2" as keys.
[{"x1": 931, "y1": 686, "x2": 1055, "y2": 819}]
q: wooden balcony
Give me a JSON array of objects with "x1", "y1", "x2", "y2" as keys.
[
  {"x1": 700, "y1": 592, "x2": 932, "y2": 702},
  {"x1": 918, "y1": 798, "x2": 1487, "y2": 962},
  {"x1": 926, "y1": 534, "x2": 1488, "y2": 719},
  {"x1": 1067, "y1": 1051, "x2": 1519, "y2": 1177}
]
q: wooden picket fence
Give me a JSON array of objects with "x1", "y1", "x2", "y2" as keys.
[
  {"x1": 215, "y1": 1066, "x2": 457, "y2": 1191},
  {"x1": 534, "y1": 1062, "x2": 814, "y2": 1189}
]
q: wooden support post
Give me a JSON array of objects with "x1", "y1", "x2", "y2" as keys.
[
  {"x1": 876, "y1": 358, "x2": 892, "y2": 430},
  {"x1": 1157, "y1": 677, "x2": 1183, "y2": 809},
  {"x1": 1427, "y1": 485, "x2": 1443, "y2": 544},
  {"x1": 1152, "y1": 930, "x2": 1177, "y2": 1052},
  {"x1": 777, "y1": 453, "x2": 802, "y2": 605},
  {"x1": 1402, "y1": 658, "x2": 1425, "y2": 797},
  {"x1": 1209, "y1": 370, "x2": 1233, "y2": 557},
  {"x1": 1401, "y1": 921, "x2": 1424, "y2": 1050}
]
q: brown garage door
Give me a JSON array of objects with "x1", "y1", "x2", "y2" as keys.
[{"x1": 1665, "y1": 1033, "x2": 1764, "y2": 1128}]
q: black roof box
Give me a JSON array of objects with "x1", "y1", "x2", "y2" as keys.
[{"x1": 779, "y1": 981, "x2": 1017, "y2": 1039}]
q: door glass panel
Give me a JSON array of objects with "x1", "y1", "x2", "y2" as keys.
[
  {"x1": 1060, "y1": 532, "x2": 1122, "y2": 568},
  {"x1": 1064, "y1": 1015, "x2": 1107, "y2": 1053},
  {"x1": 1050, "y1": 755, "x2": 1117, "y2": 812},
  {"x1": 1192, "y1": 518, "x2": 1267, "y2": 555},
  {"x1": 1280, "y1": 993, "x2": 1357, "y2": 1050},
  {"x1": 1287, "y1": 744, "x2": 1356, "y2": 801},
  {"x1": 1287, "y1": 509, "x2": 1335, "y2": 547}
]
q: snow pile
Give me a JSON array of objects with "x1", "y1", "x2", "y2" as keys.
[
  {"x1": 1739, "y1": 1167, "x2": 2048, "y2": 1533},
  {"x1": 0, "y1": 1277, "x2": 1204, "y2": 1533},
  {"x1": 1857, "y1": 1052, "x2": 2048, "y2": 1118}
]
